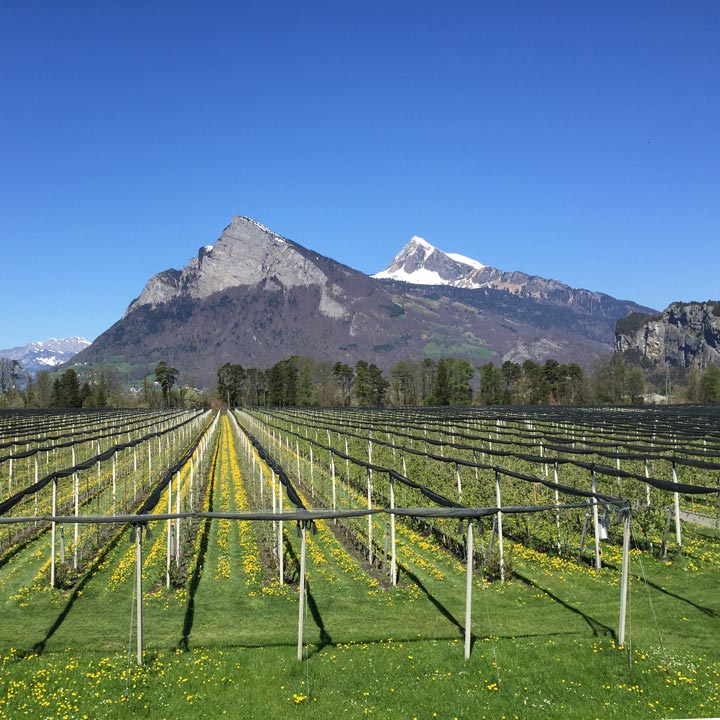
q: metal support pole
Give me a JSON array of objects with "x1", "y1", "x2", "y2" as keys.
[
  {"x1": 74, "y1": 472, "x2": 79, "y2": 569},
  {"x1": 554, "y1": 462, "x2": 561, "y2": 554},
  {"x1": 367, "y1": 468, "x2": 373, "y2": 564},
  {"x1": 331, "y1": 455, "x2": 337, "y2": 514},
  {"x1": 390, "y1": 475, "x2": 397, "y2": 586},
  {"x1": 136, "y1": 525, "x2": 144, "y2": 665},
  {"x1": 672, "y1": 462, "x2": 682, "y2": 546},
  {"x1": 591, "y1": 470, "x2": 602, "y2": 570},
  {"x1": 494, "y1": 470, "x2": 505, "y2": 582},
  {"x1": 175, "y1": 472, "x2": 181, "y2": 566},
  {"x1": 465, "y1": 519, "x2": 474, "y2": 660},
  {"x1": 51, "y1": 478, "x2": 57, "y2": 588},
  {"x1": 166, "y1": 475, "x2": 172, "y2": 588},
  {"x1": 618, "y1": 510, "x2": 631, "y2": 647},
  {"x1": 297, "y1": 523, "x2": 307, "y2": 661},
  {"x1": 278, "y1": 474, "x2": 284, "y2": 586}
]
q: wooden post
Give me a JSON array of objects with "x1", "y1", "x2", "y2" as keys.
[
  {"x1": 618, "y1": 510, "x2": 631, "y2": 647},
  {"x1": 465, "y1": 519, "x2": 474, "y2": 660}
]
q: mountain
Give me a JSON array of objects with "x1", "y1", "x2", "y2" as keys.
[
  {"x1": 615, "y1": 301, "x2": 720, "y2": 369},
  {"x1": 374, "y1": 236, "x2": 646, "y2": 318},
  {"x1": 0, "y1": 337, "x2": 91, "y2": 375},
  {"x1": 72, "y1": 216, "x2": 655, "y2": 386}
]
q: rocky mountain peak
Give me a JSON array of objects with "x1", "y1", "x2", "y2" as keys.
[
  {"x1": 125, "y1": 216, "x2": 329, "y2": 315},
  {"x1": 373, "y1": 236, "x2": 486, "y2": 286}
]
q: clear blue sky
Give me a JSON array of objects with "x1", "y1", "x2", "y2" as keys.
[{"x1": 1, "y1": 0, "x2": 718, "y2": 348}]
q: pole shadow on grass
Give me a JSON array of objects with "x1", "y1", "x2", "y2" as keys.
[
  {"x1": 400, "y1": 564, "x2": 470, "y2": 646},
  {"x1": 179, "y1": 478, "x2": 216, "y2": 651},
  {"x1": 303, "y1": 580, "x2": 333, "y2": 657},
  {"x1": 514, "y1": 570, "x2": 616, "y2": 641},
  {"x1": 26, "y1": 524, "x2": 128, "y2": 657},
  {"x1": 600, "y1": 559, "x2": 718, "y2": 618}
]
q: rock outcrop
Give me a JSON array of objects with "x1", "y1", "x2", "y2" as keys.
[{"x1": 614, "y1": 301, "x2": 720, "y2": 368}]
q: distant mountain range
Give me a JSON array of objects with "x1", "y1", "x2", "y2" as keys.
[
  {"x1": 71, "y1": 216, "x2": 655, "y2": 386},
  {"x1": 374, "y1": 235, "x2": 645, "y2": 318},
  {"x1": 0, "y1": 337, "x2": 91, "y2": 375}
]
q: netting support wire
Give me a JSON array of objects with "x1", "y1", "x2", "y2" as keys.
[
  {"x1": 494, "y1": 470, "x2": 505, "y2": 582},
  {"x1": 672, "y1": 462, "x2": 682, "y2": 546},
  {"x1": 297, "y1": 521, "x2": 308, "y2": 661},
  {"x1": 618, "y1": 509, "x2": 631, "y2": 647},
  {"x1": 591, "y1": 469, "x2": 602, "y2": 570},
  {"x1": 464, "y1": 519, "x2": 474, "y2": 660},
  {"x1": 135, "y1": 524, "x2": 144, "y2": 666}
]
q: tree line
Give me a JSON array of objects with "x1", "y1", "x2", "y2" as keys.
[
  {"x1": 4, "y1": 353, "x2": 720, "y2": 410},
  {"x1": 218, "y1": 355, "x2": 617, "y2": 408}
]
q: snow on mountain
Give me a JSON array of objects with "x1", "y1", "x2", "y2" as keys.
[
  {"x1": 0, "y1": 337, "x2": 92, "y2": 375},
  {"x1": 446, "y1": 252, "x2": 485, "y2": 271},
  {"x1": 372, "y1": 236, "x2": 487, "y2": 288}
]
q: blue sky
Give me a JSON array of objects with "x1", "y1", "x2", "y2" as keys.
[{"x1": 1, "y1": 0, "x2": 718, "y2": 348}]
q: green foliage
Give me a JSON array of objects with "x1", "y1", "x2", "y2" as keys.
[
  {"x1": 432, "y1": 358, "x2": 473, "y2": 405},
  {"x1": 52, "y1": 368, "x2": 84, "y2": 407},
  {"x1": 700, "y1": 364, "x2": 720, "y2": 402},
  {"x1": 155, "y1": 361, "x2": 179, "y2": 407},
  {"x1": 615, "y1": 311, "x2": 656, "y2": 335},
  {"x1": 217, "y1": 362, "x2": 246, "y2": 406},
  {"x1": 332, "y1": 362, "x2": 354, "y2": 406},
  {"x1": 354, "y1": 360, "x2": 389, "y2": 407}
]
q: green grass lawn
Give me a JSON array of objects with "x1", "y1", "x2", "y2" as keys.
[{"x1": 1, "y1": 415, "x2": 719, "y2": 719}]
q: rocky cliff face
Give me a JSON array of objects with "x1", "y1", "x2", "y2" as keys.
[
  {"x1": 614, "y1": 301, "x2": 720, "y2": 368},
  {"x1": 126, "y1": 217, "x2": 346, "y2": 319}
]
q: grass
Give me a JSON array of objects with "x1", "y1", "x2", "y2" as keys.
[{"x1": 1, "y1": 413, "x2": 720, "y2": 719}]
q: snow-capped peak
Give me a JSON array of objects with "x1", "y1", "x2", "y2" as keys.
[
  {"x1": 409, "y1": 235, "x2": 434, "y2": 251},
  {"x1": 0, "y1": 336, "x2": 92, "y2": 376},
  {"x1": 373, "y1": 235, "x2": 488, "y2": 288}
]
